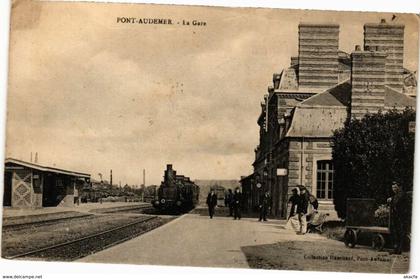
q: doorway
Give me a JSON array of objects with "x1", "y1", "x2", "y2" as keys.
[
  {"x1": 3, "y1": 171, "x2": 12, "y2": 206},
  {"x1": 42, "y1": 174, "x2": 57, "y2": 206}
]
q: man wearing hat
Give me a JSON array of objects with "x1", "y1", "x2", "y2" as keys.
[
  {"x1": 233, "y1": 187, "x2": 242, "y2": 220},
  {"x1": 206, "y1": 188, "x2": 218, "y2": 219},
  {"x1": 296, "y1": 185, "x2": 309, "y2": 234},
  {"x1": 259, "y1": 191, "x2": 272, "y2": 222},
  {"x1": 387, "y1": 181, "x2": 409, "y2": 254}
]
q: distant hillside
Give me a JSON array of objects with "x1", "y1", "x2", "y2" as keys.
[{"x1": 194, "y1": 179, "x2": 240, "y2": 206}]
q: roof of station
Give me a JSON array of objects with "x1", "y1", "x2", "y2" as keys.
[{"x1": 5, "y1": 158, "x2": 91, "y2": 178}]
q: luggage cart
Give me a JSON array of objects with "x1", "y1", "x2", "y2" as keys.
[
  {"x1": 344, "y1": 198, "x2": 390, "y2": 251},
  {"x1": 307, "y1": 212, "x2": 330, "y2": 233}
]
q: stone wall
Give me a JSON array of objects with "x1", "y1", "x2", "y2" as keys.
[{"x1": 285, "y1": 139, "x2": 337, "y2": 218}]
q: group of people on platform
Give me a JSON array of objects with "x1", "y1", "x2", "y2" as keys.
[
  {"x1": 206, "y1": 187, "x2": 243, "y2": 219},
  {"x1": 206, "y1": 187, "x2": 273, "y2": 222},
  {"x1": 286, "y1": 185, "x2": 319, "y2": 235},
  {"x1": 224, "y1": 188, "x2": 243, "y2": 220},
  {"x1": 206, "y1": 181, "x2": 410, "y2": 255},
  {"x1": 286, "y1": 182, "x2": 411, "y2": 255}
]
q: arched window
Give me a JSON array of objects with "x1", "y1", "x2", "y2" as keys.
[{"x1": 316, "y1": 160, "x2": 334, "y2": 200}]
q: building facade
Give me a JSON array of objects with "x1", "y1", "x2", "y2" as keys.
[{"x1": 241, "y1": 19, "x2": 417, "y2": 220}]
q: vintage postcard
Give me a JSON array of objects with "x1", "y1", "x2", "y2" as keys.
[{"x1": 1, "y1": 0, "x2": 419, "y2": 274}]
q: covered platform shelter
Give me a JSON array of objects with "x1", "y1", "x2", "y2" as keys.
[{"x1": 3, "y1": 158, "x2": 90, "y2": 208}]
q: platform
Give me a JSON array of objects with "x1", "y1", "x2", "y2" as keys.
[
  {"x1": 79, "y1": 214, "x2": 319, "y2": 268},
  {"x1": 79, "y1": 213, "x2": 409, "y2": 272}
]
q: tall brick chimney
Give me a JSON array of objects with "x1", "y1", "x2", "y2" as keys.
[
  {"x1": 364, "y1": 19, "x2": 405, "y2": 93},
  {"x1": 350, "y1": 45, "x2": 387, "y2": 119},
  {"x1": 298, "y1": 24, "x2": 339, "y2": 92}
]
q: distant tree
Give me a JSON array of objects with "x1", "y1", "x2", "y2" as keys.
[{"x1": 332, "y1": 108, "x2": 415, "y2": 219}]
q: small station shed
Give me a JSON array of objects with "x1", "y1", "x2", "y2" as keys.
[{"x1": 3, "y1": 158, "x2": 90, "y2": 208}]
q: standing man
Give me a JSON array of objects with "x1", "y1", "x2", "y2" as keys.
[
  {"x1": 206, "y1": 189, "x2": 218, "y2": 219},
  {"x1": 259, "y1": 191, "x2": 272, "y2": 222},
  {"x1": 387, "y1": 181, "x2": 409, "y2": 254},
  {"x1": 225, "y1": 189, "x2": 234, "y2": 216},
  {"x1": 287, "y1": 188, "x2": 300, "y2": 219},
  {"x1": 296, "y1": 185, "x2": 309, "y2": 235},
  {"x1": 233, "y1": 187, "x2": 242, "y2": 220}
]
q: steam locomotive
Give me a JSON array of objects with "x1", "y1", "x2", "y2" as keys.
[{"x1": 152, "y1": 164, "x2": 200, "y2": 212}]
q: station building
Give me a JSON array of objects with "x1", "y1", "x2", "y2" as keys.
[
  {"x1": 241, "y1": 19, "x2": 417, "y2": 219},
  {"x1": 3, "y1": 158, "x2": 91, "y2": 208}
]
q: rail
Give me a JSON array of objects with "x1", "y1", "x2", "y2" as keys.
[{"x1": 6, "y1": 215, "x2": 158, "y2": 260}]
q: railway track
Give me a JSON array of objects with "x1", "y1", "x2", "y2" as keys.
[
  {"x1": 3, "y1": 204, "x2": 154, "y2": 231},
  {"x1": 89, "y1": 204, "x2": 153, "y2": 214},
  {"x1": 2, "y1": 213, "x2": 94, "y2": 231},
  {"x1": 5, "y1": 215, "x2": 161, "y2": 261}
]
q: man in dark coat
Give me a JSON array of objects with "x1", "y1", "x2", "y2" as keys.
[
  {"x1": 259, "y1": 191, "x2": 272, "y2": 221},
  {"x1": 288, "y1": 188, "x2": 300, "y2": 219},
  {"x1": 225, "y1": 189, "x2": 233, "y2": 216},
  {"x1": 206, "y1": 189, "x2": 218, "y2": 219},
  {"x1": 387, "y1": 181, "x2": 409, "y2": 254},
  {"x1": 233, "y1": 187, "x2": 242, "y2": 220},
  {"x1": 296, "y1": 185, "x2": 309, "y2": 234}
]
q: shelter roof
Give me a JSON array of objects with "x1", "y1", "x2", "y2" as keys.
[{"x1": 5, "y1": 158, "x2": 90, "y2": 178}]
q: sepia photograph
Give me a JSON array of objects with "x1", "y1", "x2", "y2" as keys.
[{"x1": 0, "y1": 0, "x2": 419, "y2": 276}]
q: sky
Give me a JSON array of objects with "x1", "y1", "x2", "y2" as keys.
[{"x1": 5, "y1": 0, "x2": 419, "y2": 185}]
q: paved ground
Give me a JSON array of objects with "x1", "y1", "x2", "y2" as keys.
[
  {"x1": 79, "y1": 213, "x2": 323, "y2": 268},
  {"x1": 79, "y1": 213, "x2": 410, "y2": 273}
]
